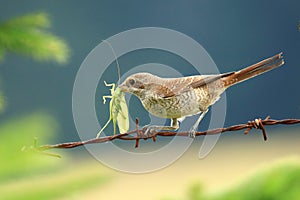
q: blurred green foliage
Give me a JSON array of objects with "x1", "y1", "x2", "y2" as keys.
[
  {"x1": 211, "y1": 158, "x2": 300, "y2": 200},
  {"x1": 0, "y1": 112, "x2": 63, "y2": 181},
  {"x1": 187, "y1": 183, "x2": 204, "y2": 200},
  {"x1": 0, "y1": 91, "x2": 5, "y2": 113},
  {"x1": 0, "y1": 112, "x2": 111, "y2": 199},
  {"x1": 165, "y1": 158, "x2": 300, "y2": 200},
  {"x1": 0, "y1": 12, "x2": 110, "y2": 199},
  {"x1": 0, "y1": 12, "x2": 70, "y2": 112},
  {"x1": 0, "y1": 163, "x2": 110, "y2": 200},
  {"x1": 0, "y1": 12, "x2": 69, "y2": 64}
]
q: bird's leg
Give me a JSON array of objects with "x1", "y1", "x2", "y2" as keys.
[
  {"x1": 142, "y1": 118, "x2": 179, "y2": 137},
  {"x1": 188, "y1": 109, "x2": 209, "y2": 138}
]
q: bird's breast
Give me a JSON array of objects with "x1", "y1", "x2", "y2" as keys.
[{"x1": 141, "y1": 90, "x2": 201, "y2": 119}]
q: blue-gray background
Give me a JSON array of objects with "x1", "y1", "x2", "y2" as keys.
[{"x1": 0, "y1": 0, "x2": 299, "y2": 142}]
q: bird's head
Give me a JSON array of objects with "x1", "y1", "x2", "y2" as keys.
[{"x1": 119, "y1": 72, "x2": 159, "y2": 98}]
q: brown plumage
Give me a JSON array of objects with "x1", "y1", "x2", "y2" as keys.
[{"x1": 119, "y1": 53, "x2": 284, "y2": 135}]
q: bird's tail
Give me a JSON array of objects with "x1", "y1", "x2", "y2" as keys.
[{"x1": 222, "y1": 52, "x2": 284, "y2": 88}]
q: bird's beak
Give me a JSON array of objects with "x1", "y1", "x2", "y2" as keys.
[{"x1": 118, "y1": 83, "x2": 128, "y2": 92}]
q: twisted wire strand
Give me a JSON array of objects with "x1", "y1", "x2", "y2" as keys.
[{"x1": 37, "y1": 116, "x2": 300, "y2": 150}]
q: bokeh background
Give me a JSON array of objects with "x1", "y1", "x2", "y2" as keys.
[{"x1": 0, "y1": 0, "x2": 299, "y2": 199}]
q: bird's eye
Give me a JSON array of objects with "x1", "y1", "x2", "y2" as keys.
[{"x1": 128, "y1": 79, "x2": 135, "y2": 86}]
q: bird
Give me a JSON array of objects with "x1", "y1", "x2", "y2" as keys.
[{"x1": 119, "y1": 53, "x2": 284, "y2": 137}]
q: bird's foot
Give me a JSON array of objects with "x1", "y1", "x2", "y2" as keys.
[
  {"x1": 188, "y1": 130, "x2": 196, "y2": 138},
  {"x1": 141, "y1": 125, "x2": 157, "y2": 138}
]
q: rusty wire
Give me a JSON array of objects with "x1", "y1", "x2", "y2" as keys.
[{"x1": 35, "y1": 116, "x2": 300, "y2": 152}]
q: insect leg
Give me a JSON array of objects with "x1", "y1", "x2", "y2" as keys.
[
  {"x1": 97, "y1": 118, "x2": 112, "y2": 138},
  {"x1": 104, "y1": 81, "x2": 115, "y2": 94},
  {"x1": 102, "y1": 95, "x2": 112, "y2": 104}
]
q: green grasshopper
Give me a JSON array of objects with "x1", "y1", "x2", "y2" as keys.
[
  {"x1": 96, "y1": 40, "x2": 129, "y2": 138},
  {"x1": 96, "y1": 81, "x2": 129, "y2": 138}
]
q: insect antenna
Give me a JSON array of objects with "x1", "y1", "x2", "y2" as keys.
[{"x1": 102, "y1": 40, "x2": 121, "y2": 85}]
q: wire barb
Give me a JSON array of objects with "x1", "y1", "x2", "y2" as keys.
[
  {"x1": 135, "y1": 118, "x2": 140, "y2": 148},
  {"x1": 244, "y1": 116, "x2": 270, "y2": 141},
  {"x1": 36, "y1": 116, "x2": 300, "y2": 152}
]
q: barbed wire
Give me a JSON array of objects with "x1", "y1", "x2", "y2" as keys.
[{"x1": 33, "y1": 116, "x2": 300, "y2": 153}]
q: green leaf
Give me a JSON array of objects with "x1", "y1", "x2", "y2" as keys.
[
  {"x1": 0, "y1": 12, "x2": 70, "y2": 64},
  {"x1": 3, "y1": 12, "x2": 51, "y2": 29}
]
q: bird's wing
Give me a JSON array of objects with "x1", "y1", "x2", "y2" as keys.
[
  {"x1": 188, "y1": 72, "x2": 234, "y2": 89},
  {"x1": 157, "y1": 72, "x2": 234, "y2": 99},
  {"x1": 151, "y1": 84, "x2": 177, "y2": 98}
]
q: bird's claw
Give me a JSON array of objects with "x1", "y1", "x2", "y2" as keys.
[
  {"x1": 141, "y1": 125, "x2": 156, "y2": 138},
  {"x1": 188, "y1": 130, "x2": 196, "y2": 138}
]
